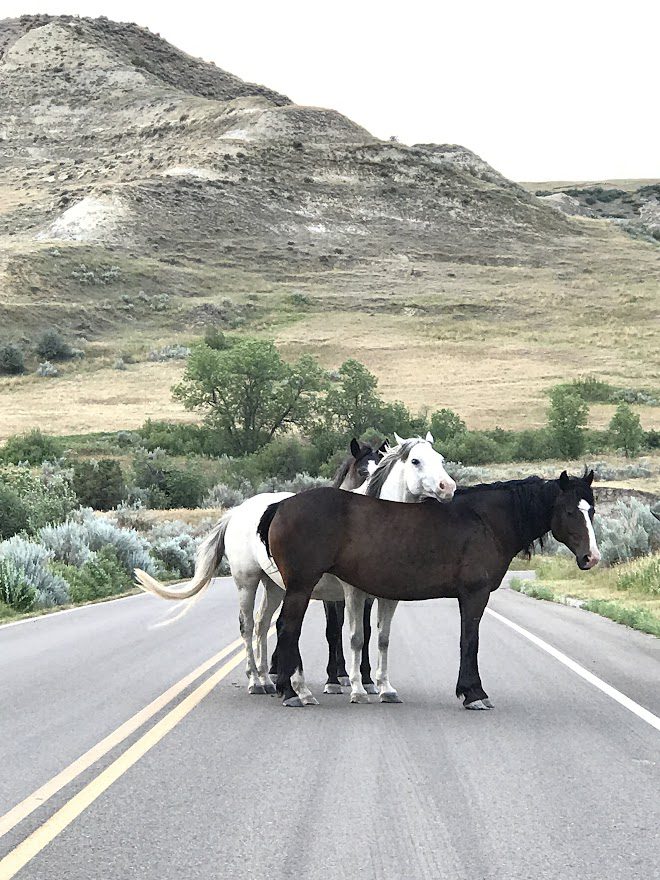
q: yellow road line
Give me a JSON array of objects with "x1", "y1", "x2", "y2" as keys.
[
  {"x1": 0, "y1": 635, "x2": 245, "y2": 839},
  {"x1": 0, "y1": 637, "x2": 274, "y2": 880}
]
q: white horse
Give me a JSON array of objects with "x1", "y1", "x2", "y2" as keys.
[{"x1": 136, "y1": 433, "x2": 456, "y2": 705}]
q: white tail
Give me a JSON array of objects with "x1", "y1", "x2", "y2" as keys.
[{"x1": 135, "y1": 512, "x2": 232, "y2": 601}]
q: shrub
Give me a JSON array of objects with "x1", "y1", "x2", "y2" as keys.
[
  {"x1": 0, "y1": 344, "x2": 25, "y2": 375},
  {"x1": 608, "y1": 402, "x2": 645, "y2": 457},
  {"x1": 547, "y1": 387, "x2": 588, "y2": 458},
  {"x1": 0, "y1": 536, "x2": 70, "y2": 607},
  {"x1": 0, "y1": 557, "x2": 35, "y2": 611},
  {"x1": 511, "y1": 429, "x2": 556, "y2": 461},
  {"x1": 54, "y1": 546, "x2": 133, "y2": 603},
  {"x1": 0, "y1": 483, "x2": 29, "y2": 539},
  {"x1": 72, "y1": 459, "x2": 126, "y2": 510},
  {"x1": 150, "y1": 529, "x2": 201, "y2": 578},
  {"x1": 255, "y1": 473, "x2": 329, "y2": 494},
  {"x1": 594, "y1": 498, "x2": 660, "y2": 565},
  {"x1": 616, "y1": 555, "x2": 660, "y2": 595},
  {"x1": 1, "y1": 429, "x2": 64, "y2": 465},
  {"x1": 442, "y1": 431, "x2": 504, "y2": 465},
  {"x1": 138, "y1": 420, "x2": 223, "y2": 457},
  {"x1": 147, "y1": 345, "x2": 190, "y2": 361},
  {"x1": 36, "y1": 329, "x2": 74, "y2": 361},
  {"x1": 0, "y1": 464, "x2": 77, "y2": 533},
  {"x1": 131, "y1": 448, "x2": 206, "y2": 509},
  {"x1": 38, "y1": 521, "x2": 95, "y2": 566},
  {"x1": 204, "y1": 327, "x2": 228, "y2": 350},
  {"x1": 202, "y1": 481, "x2": 253, "y2": 509},
  {"x1": 71, "y1": 508, "x2": 156, "y2": 575},
  {"x1": 36, "y1": 361, "x2": 58, "y2": 377}
]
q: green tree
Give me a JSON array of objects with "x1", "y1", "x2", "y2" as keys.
[
  {"x1": 173, "y1": 340, "x2": 325, "y2": 455},
  {"x1": 73, "y1": 459, "x2": 126, "y2": 510},
  {"x1": 547, "y1": 387, "x2": 589, "y2": 458},
  {"x1": 0, "y1": 344, "x2": 25, "y2": 375},
  {"x1": 321, "y1": 360, "x2": 384, "y2": 437},
  {"x1": 429, "y1": 408, "x2": 466, "y2": 443},
  {"x1": 609, "y1": 402, "x2": 645, "y2": 457}
]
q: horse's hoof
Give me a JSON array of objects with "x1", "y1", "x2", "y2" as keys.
[
  {"x1": 283, "y1": 696, "x2": 305, "y2": 708},
  {"x1": 248, "y1": 684, "x2": 266, "y2": 695},
  {"x1": 363, "y1": 683, "x2": 378, "y2": 695},
  {"x1": 324, "y1": 683, "x2": 343, "y2": 694},
  {"x1": 350, "y1": 692, "x2": 370, "y2": 704},
  {"x1": 464, "y1": 699, "x2": 492, "y2": 710},
  {"x1": 379, "y1": 691, "x2": 402, "y2": 704},
  {"x1": 262, "y1": 683, "x2": 277, "y2": 695},
  {"x1": 338, "y1": 676, "x2": 351, "y2": 687},
  {"x1": 302, "y1": 694, "x2": 319, "y2": 706}
]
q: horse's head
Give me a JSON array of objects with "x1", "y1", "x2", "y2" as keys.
[
  {"x1": 394, "y1": 431, "x2": 456, "y2": 502},
  {"x1": 349, "y1": 437, "x2": 387, "y2": 482},
  {"x1": 550, "y1": 470, "x2": 600, "y2": 570}
]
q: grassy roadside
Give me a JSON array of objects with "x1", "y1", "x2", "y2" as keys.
[
  {"x1": 510, "y1": 554, "x2": 660, "y2": 637},
  {"x1": 0, "y1": 586, "x2": 142, "y2": 624}
]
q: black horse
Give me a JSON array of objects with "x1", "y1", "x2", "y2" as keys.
[{"x1": 258, "y1": 471, "x2": 600, "y2": 707}]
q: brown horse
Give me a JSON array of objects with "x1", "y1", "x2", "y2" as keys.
[{"x1": 258, "y1": 471, "x2": 600, "y2": 708}]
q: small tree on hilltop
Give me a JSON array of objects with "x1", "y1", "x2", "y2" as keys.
[
  {"x1": 547, "y1": 387, "x2": 589, "y2": 459},
  {"x1": 173, "y1": 339, "x2": 326, "y2": 456},
  {"x1": 609, "y1": 402, "x2": 645, "y2": 458}
]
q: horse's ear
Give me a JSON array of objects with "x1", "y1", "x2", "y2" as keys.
[
  {"x1": 378, "y1": 440, "x2": 389, "y2": 454},
  {"x1": 393, "y1": 431, "x2": 404, "y2": 446},
  {"x1": 350, "y1": 438, "x2": 361, "y2": 459},
  {"x1": 585, "y1": 469, "x2": 594, "y2": 486},
  {"x1": 559, "y1": 471, "x2": 571, "y2": 491},
  {"x1": 425, "y1": 431, "x2": 434, "y2": 444}
]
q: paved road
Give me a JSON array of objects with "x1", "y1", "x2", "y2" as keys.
[{"x1": 1, "y1": 577, "x2": 658, "y2": 880}]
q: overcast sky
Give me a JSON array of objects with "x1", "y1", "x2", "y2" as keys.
[{"x1": 4, "y1": 0, "x2": 658, "y2": 182}]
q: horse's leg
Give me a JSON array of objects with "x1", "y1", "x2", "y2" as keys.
[
  {"x1": 334, "y1": 600, "x2": 351, "y2": 687},
  {"x1": 361, "y1": 598, "x2": 377, "y2": 694},
  {"x1": 456, "y1": 587, "x2": 493, "y2": 710},
  {"x1": 375, "y1": 598, "x2": 401, "y2": 703},
  {"x1": 275, "y1": 585, "x2": 314, "y2": 708},
  {"x1": 323, "y1": 601, "x2": 343, "y2": 694},
  {"x1": 343, "y1": 584, "x2": 370, "y2": 703},
  {"x1": 236, "y1": 581, "x2": 262, "y2": 694},
  {"x1": 254, "y1": 576, "x2": 283, "y2": 694}
]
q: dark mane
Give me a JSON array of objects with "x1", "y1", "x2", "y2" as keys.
[
  {"x1": 332, "y1": 458, "x2": 353, "y2": 489},
  {"x1": 457, "y1": 477, "x2": 557, "y2": 556},
  {"x1": 455, "y1": 474, "x2": 594, "y2": 556},
  {"x1": 365, "y1": 439, "x2": 420, "y2": 498}
]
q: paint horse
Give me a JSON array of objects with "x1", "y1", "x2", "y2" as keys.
[
  {"x1": 258, "y1": 471, "x2": 600, "y2": 708},
  {"x1": 136, "y1": 434, "x2": 455, "y2": 704}
]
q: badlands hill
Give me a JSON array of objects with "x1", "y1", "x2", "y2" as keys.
[{"x1": 0, "y1": 15, "x2": 658, "y2": 436}]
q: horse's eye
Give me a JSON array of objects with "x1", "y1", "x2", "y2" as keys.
[{"x1": 411, "y1": 458, "x2": 420, "y2": 466}]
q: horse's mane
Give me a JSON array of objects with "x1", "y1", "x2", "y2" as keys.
[
  {"x1": 455, "y1": 475, "x2": 594, "y2": 556},
  {"x1": 332, "y1": 457, "x2": 353, "y2": 489},
  {"x1": 365, "y1": 438, "x2": 422, "y2": 499}
]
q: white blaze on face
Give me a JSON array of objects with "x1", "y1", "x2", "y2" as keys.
[{"x1": 578, "y1": 499, "x2": 601, "y2": 564}]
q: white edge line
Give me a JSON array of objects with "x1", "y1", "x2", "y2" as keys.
[{"x1": 486, "y1": 607, "x2": 660, "y2": 733}]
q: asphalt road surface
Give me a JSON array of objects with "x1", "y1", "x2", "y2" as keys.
[{"x1": 1, "y1": 576, "x2": 658, "y2": 880}]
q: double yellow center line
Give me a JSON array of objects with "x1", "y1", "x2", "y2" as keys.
[{"x1": 0, "y1": 629, "x2": 274, "y2": 879}]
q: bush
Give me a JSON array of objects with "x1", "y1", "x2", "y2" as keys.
[
  {"x1": 0, "y1": 344, "x2": 25, "y2": 375},
  {"x1": 131, "y1": 449, "x2": 207, "y2": 509},
  {"x1": 148, "y1": 345, "x2": 190, "y2": 362},
  {"x1": 1, "y1": 429, "x2": 64, "y2": 465},
  {"x1": 36, "y1": 329, "x2": 74, "y2": 361},
  {"x1": 0, "y1": 464, "x2": 77, "y2": 533},
  {"x1": 442, "y1": 431, "x2": 505, "y2": 465},
  {"x1": 139, "y1": 420, "x2": 224, "y2": 457},
  {"x1": 0, "y1": 536, "x2": 70, "y2": 608},
  {"x1": 0, "y1": 557, "x2": 35, "y2": 611},
  {"x1": 429, "y1": 409, "x2": 466, "y2": 443},
  {"x1": 38, "y1": 521, "x2": 95, "y2": 566},
  {"x1": 0, "y1": 483, "x2": 30, "y2": 539},
  {"x1": 548, "y1": 387, "x2": 588, "y2": 458},
  {"x1": 616, "y1": 555, "x2": 660, "y2": 595},
  {"x1": 150, "y1": 528, "x2": 201, "y2": 578},
  {"x1": 511, "y1": 429, "x2": 556, "y2": 462},
  {"x1": 202, "y1": 481, "x2": 253, "y2": 509},
  {"x1": 204, "y1": 327, "x2": 228, "y2": 350},
  {"x1": 54, "y1": 546, "x2": 133, "y2": 603},
  {"x1": 608, "y1": 402, "x2": 645, "y2": 457},
  {"x1": 255, "y1": 473, "x2": 329, "y2": 494},
  {"x1": 72, "y1": 459, "x2": 126, "y2": 510},
  {"x1": 36, "y1": 361, "x2": 58, "y2": 377},
  {"x1": 71, "y1": 508, "x2": 156, "y2": 575},
  {"x1": 594, "y1": 498, "x2": 660, "y2": 565}
]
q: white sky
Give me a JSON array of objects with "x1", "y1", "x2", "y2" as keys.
[{"x1": 3, "y1": 0, "x2": 659, "y2": 182}]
